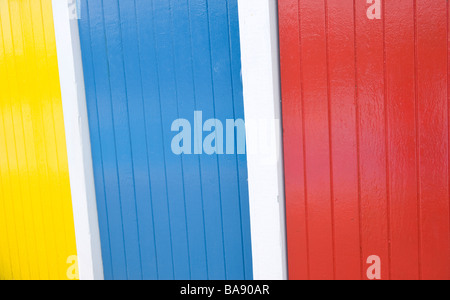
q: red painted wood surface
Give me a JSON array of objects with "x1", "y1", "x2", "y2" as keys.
[{"x1": 279, "y1": 0, "x2": 450, "y2": 280}]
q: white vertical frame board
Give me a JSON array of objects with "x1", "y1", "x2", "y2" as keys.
[
  {"x1": 52, "y1": 0, "x2": 104, "y2": 280},
  {"x1": 238, "y1": 0, "x2": 288, "y2": 280}
]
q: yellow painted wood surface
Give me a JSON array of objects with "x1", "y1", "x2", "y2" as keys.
[{"x1": 0, "y1": 0, "x2": 77, "y2": 280}]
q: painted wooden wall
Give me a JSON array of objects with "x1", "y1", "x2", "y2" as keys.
[
  {"x1": 77, "y1": 0, "x2": 253, "y2": 280},
  {"x1": 279, "y1": 0, "x2": 450, "y2": 280},
  {"x1": 0, "y1": 0, "x2": 77, "y2": 280}
]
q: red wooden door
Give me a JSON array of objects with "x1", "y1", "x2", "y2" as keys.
[{"x1": 279, "y1": 0, "x2": 450, "y2": 280}]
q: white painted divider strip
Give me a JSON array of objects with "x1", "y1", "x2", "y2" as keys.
[
  {"x1": 52, "y1": 0, "x2": 104, "y2": 280},
  {"x1": 237, "y1": 0, "x2": 287, "y2": 280}
]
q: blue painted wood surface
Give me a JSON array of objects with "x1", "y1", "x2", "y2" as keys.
[{"x1": 78, "y1": 0, "x2": 252, "y2": 280}]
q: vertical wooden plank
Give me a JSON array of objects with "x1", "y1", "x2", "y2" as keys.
[
  {"x1": 134, "y1": 0, "x2": 175, "y2": 280},
  {"x1": 117, "y1": 0, "x2": 158, "y2": 280},
  {"x1": 2, "y1": 0, "x2": 33, "y2": 280},
  {"x1": 83, "y1": 0, "x2": 128, "y2": 279},
  {"x1": 102, "y1": 0, "x2": 143, "y2": 280},
  {"x1": 152, "y1": 0, "x2": 191, "y2": 279},
  {"x1": 0, "y1": 3, "x2": 22, "y2": 279},
  {"x1": 97, "y1": 0, "x2": 142, "y2": 280},
  {"x1": 0, "y1": 27, "x2": 13, "y2": 277},
  {"x1": 0, "y1": 110, "x2": 12, "y2": 279},
  {"x1": 28, "y1": 0, "x2": 57, "y2": 280},
  {"x1": 278, "y1": 0, "x2": 309, "y2": 280},
  {"x1": 187, "y1": 0, "x2": 227, "y2": 279},
  {"x1": 448, "y1": 2, "x2": 450, "y2": 277},
  {"x1": 384, "y1": 0, "x2": 420, "y2": 280},
  {"x1": 208, "y1": 0, "x2": 246, "y2": 280},
  {"x1": 298, "y1": 0, "x2": 334, "y2": 280},
  {"x1": 0, "y1": 107, "x2": 14, "y2": 281},
  {"x1": 0, "y1": 140, "x2": 13, "y2": 279},
  {"x1": 327, "y1": 0, "x2": 361, "y2": 280},
  {"x1": 416, "y1": 0, "x2": 450, "y2": 280},
  {"x1": 20, "y1": 0, "x2": 51, "y2": 279},
  {"x1": 170, "y1": 0, "x2": 209, "y2": 280},
  {"x1": 355, "y1": 0, "x2": 390, "y2": 280},
  {"x1": 238, "y1": 0, "x2": 287, "y2": 280},
  {"x1": 16, "y1": 0, "x2": 39, "y2": 279}
]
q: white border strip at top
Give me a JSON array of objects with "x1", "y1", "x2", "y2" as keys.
[
  {"x1": 238, "y1": 0, "x2": 287, "y2": 280},
  {"x1": 52, "y1": 0, "x2": 104, "y2": 280}
]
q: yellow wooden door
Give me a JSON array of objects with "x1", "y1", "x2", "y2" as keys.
[{"x1": 0, "y1": 0, "x2": 77, "y2": 280}]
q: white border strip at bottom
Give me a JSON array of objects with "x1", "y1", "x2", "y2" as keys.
[
  {"x1": 238, "y1": 0, "x2": 288, "y2": 280},
  {"x1": 52, "y1": 0, "x2": 104, "y2": 280}
]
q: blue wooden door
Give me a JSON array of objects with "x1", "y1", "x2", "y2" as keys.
[{"x1": 78, "y1": 0, "x2": 252, "y2": 280}]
